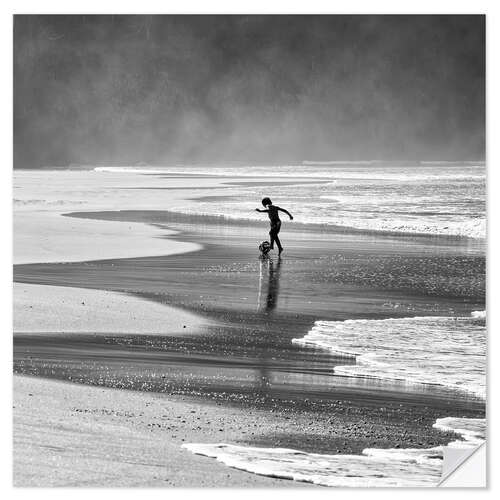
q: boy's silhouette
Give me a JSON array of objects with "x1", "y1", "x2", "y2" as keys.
[{"x1": 255, "y1": 197, "x2": 293, "y2": 254}]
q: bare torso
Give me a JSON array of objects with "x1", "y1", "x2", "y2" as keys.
[{"x1": 267, "y1": 205, "x2": 281, "y2": 223}]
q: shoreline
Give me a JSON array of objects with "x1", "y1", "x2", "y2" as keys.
[
  {"x1": 64, "y1": 208, "x2": 486, "y2": 248},
  {"x1": 13, "y1": 368, "x2": 484, "y2": 487}
]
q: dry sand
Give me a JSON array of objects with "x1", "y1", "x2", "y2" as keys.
[
  {"x1": 14, "y1": 283, "x2": 210, "y2": 335},
  {"x1": 13, "y1": 169, "x2": 226, "y2": 264},
  {"x1": 13, "y1": 375, "x2": 310, "y2": 487},
  {"x1": 14, "y1": 211, "x2": 200, "y2": 264}
]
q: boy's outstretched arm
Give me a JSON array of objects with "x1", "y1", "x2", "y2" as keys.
[
  {"x1": 278, "y1": 207, "x2": 294, "y2": 220},
  {"x1": 255, "y1": 208, "x2": 269, "y2": 213}
]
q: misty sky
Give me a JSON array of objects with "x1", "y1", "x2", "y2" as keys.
[{"x1": 14, "y1": 15, "x2": 485, "y2": 168}]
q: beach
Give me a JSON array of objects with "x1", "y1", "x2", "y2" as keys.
[
  {"x1": 13, "y1": 374, "x2": 311, "y2": 487},
  {"x1": 13, "y1": 167, "x2": 486, "y2": 487}
]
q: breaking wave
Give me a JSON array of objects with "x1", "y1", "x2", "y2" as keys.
[{"x1": 292, "y1": 312, "x2": 486, "y2": 400}]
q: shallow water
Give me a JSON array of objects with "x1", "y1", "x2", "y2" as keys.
[{"x1": 95, "y1": 164, "x2": 486, "y2": 239}]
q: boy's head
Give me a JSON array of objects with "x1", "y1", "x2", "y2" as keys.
[{"x1": 262, "y1": 197, "x2": 272, "y2": 207}]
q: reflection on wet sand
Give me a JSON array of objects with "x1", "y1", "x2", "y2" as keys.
[
  {"x1": 257, "y1": 256, "x2": 282, "y2": 392},
  {"x1": 257, "y1": 256, "x2": 282, "y2": 313}
]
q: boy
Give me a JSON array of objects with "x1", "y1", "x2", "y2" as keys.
[{"x1": 255, "y1": 197, "x2": 293, "y2": 254}]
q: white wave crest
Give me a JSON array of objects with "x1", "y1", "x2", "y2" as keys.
[
  {"x1": 433, "y1": 417, "x2": 486, "y2": 448},
  {"x1": 182, "y1": 442, "x2": 442, "y2": 487},
  {"x1": 183, "y1": 416, "x2": 484, "y2": 487},
  {"x1": 94, "y1": 166, "x2": 168, "y2": 174},
  {"x1": 292, "y1": 313, "x2": 486, "y2": 399},
  {"x1": 471, "y1": 310, "x2": 486, "y2": 319}
]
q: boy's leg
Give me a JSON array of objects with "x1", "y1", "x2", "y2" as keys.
[
  {"x1": 269, "y1": 224, "x2": 277, "y2": 249},
  {"x1": 274, "y1": 222, "x2": 283, "y2": 252},
  {"x1": 275, "y1": 235, "x2": 283, "y2": 252}
]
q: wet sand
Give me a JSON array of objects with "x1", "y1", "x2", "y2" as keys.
[{"x1": 14, "y1": 210, "x2": 485, "y2": 463}]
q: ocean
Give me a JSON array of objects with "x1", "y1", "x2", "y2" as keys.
[{"x1": 95, "y1": 162, "x2": 486, "y2": 239}]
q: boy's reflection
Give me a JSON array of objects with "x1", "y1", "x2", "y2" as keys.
[
  {"x1": 257, "y1": 256, "x2": 282, "y2": 313},
  {"x1": 256, "y1": 256, "x2": 282, "y2": 394}
]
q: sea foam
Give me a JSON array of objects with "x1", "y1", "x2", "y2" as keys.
[
  {"x1": 183, "y1": 417, "x2": 485, "y2": 487},
  {"x1": 292, "y1": 312, "x2": 486, "y2": 400}
]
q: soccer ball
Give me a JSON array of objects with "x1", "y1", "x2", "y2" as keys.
[{"x1": 259, "y1": 241, "x2": 271, "y2": 254}]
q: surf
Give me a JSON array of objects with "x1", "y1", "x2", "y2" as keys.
[
  {"x1": 93, "y1": 164, "x2": 486, "y2": 239},
  {"x1": 183, "y1": 417, "x2": 485, "y2": 487},
  {"x1": 292, "y1": 312, "x2": 486, "y2": 400}
]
